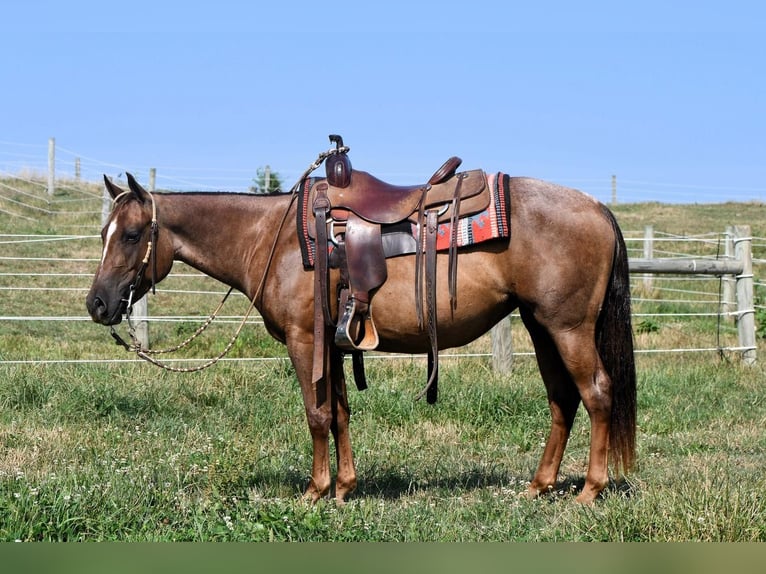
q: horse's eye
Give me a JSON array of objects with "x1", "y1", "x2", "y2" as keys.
[{"x1": 124, "y1": 230, "x2": 142, "y2": 244}]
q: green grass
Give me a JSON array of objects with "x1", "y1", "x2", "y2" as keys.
[
  {"x1": 1, "y1": 176, "x2": 766, "y2": 541},
  {"x1": 1, "y1": 358, "x2": 764, "y2": 541}
]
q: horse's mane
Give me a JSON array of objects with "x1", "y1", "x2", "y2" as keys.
[{"x1": 153, "y1": 191, "x2": 290, "y2": 197}]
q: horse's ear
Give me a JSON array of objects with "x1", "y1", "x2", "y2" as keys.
[
  {"x1": 126, "y1": 172, "x2": 150, "y2": 204},
  {"x1": 103, "y1": 175, "x2": 126, "y2": 200}
]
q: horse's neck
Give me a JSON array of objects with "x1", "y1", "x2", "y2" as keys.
[{"x1": 159, "y1": 193, "x2": 289, "y2": 295}]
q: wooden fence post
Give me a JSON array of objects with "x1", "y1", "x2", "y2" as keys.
[
  {"x1": 628, "y1": 230, "x2": 755, "y2": 364},
  {"x1": 47, "y1": 137, "x2": 55, "y2": 196},
  {"x1": 491, "y1": 317, "x2": 513, "y2": 374},
  {"x1": 643, "y1": 225, "x2": 653, "y2": 292},
  {"x1": 131, "y1": 170, "x2": 155, "y2": 349},
  {"x1": 734, "y1": 225, "x2": 756, "y2": 365},
  {"x1": 722, "y1": 226, "x2": 736, "y2": 320}
]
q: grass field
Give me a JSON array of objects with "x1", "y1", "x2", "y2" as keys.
[{"x1": 1, "y1": 177, "x2": 765, "y2": 541}]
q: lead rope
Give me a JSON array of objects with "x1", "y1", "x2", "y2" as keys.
[{"x1": 110, "y1": 147, "x2": 338, "y2": 373}]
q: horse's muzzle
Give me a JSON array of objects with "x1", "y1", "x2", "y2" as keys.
[{"x1": 86, "y1": 293, "x2": 125, "y2": 326}]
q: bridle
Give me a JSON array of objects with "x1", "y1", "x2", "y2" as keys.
[
  {"x1": 113, "y1": 188, "x2": 159, "y2": 299},
  {"x1": 106, "y1": 145, "x2": 342, "y2": 372},
  {"x1": 111, "y1": 191, "x2": 159, "y2": 349},
  {"x1": 105, "y1": 186, "x2": 254, "y2": 372},
  {"x1": 107, "y1": 189, "x2": 161, "y2": 350}
]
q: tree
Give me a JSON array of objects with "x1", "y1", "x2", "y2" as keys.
[{"x1": 249, "y1": 165, "x2": 284, "y2": 194}]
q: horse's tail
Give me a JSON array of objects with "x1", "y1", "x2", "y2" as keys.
[{"x1": 597, "y1": 205, "x2": 637, "y2": 476}]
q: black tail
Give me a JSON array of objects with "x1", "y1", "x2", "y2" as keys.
[{"x1": 597, "y1": 206, "x2": 637, "y2": 476}]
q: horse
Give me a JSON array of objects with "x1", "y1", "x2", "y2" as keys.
[{"x1": 86, "y1": 169, "x2": 636, "y2": 504}]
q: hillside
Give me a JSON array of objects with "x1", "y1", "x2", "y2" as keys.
[
  {"x1": 611, "y1": 200, "x2": 766, "y2": 238},
  {"x1": 3, "y1": 175, "x2": 766, "y2": 234}
]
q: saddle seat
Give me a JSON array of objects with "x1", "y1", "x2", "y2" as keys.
[
  {"x1": 327, "y1": 156, "x2": 464, "y2": 225},
  {"x1": 307, "y1": 165, "x2": 488, "y2": 240}
]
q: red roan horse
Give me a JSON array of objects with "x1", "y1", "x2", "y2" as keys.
[{"x1": 86, "y1": 168, "x2": 636, "y2": 504}]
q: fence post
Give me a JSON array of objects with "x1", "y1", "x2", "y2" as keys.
[
  {"x1": 643, "y1": 225, "x2": 654, "y2": 292},
  {"x1": 47, "y1": 137, "x2": 55, "y2": 196},
  {"x1": 722, "y1": 226, "x2": 736, "y2": 320},
  {"x1": 491, "y1": 316, "x2": 513, "y2": 374},
  {"x1": 131, "y1": 171, "x2": 155, "y2": 349},
  {"x1": 734, "y1": 225, "x2": 756, "y2": 365}
]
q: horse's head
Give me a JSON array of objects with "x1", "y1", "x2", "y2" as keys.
[{"x1": 86, "y1": 173, "x2": 172, "y2": 325}]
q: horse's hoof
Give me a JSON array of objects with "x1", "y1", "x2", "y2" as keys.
[
  {"x1": 302, "y1": 488, "x2": 323, "y2": 504},
  {"x1": 523, "y1": 482, "x2": 555, "y2": 499},
  {"x1": 574, "y1": 490, "x2": 599, "y2": 504}
]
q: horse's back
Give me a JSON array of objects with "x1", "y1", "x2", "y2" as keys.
[
  {"x1": 506, "y1": 177, "x2": 618, "y2": 325},
  {"x1": 370, "y1": 176, "x2": 618, "y2": 351},
  {"x1": 509, "y1": 177, "x2": 612, "y2": 238}
]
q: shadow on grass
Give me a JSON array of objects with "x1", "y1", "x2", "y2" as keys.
[
  {"x1": 247, "y1": 465, "x2": 639, "y2": 503},
  {"x1": 348, "y1": 472, "x2": 638, "y2": 502},
  {"x1": 544, "y1": 475, "x2": 638, "y2": 502}
]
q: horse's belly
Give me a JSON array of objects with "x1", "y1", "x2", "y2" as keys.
[
  {"x1": 371, "y1": 291, "x2": 509, "y2": 354},
  {"x1": 365, "y1": 251, "x2": 511, "y2": 353}
]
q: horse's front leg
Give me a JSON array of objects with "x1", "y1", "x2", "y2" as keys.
[
  {"x1": 288, "y1": 338, "x2": 333, "y2": 502},
  {"x1": 329, "y1": 347, "x2": 357, "y2": 503}
]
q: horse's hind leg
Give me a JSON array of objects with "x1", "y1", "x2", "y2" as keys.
[
  {"x1": 550, "y1": 327, "x2": 613, "y2": 503},
  {"x1": 521, "y1": 310, "x2": 582, "y2": 498}
]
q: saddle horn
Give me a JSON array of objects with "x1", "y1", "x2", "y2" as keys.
[{"x1": 326, "y1": 134, "x2": 352, "y2": 188}]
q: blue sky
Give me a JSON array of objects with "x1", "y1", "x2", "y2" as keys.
[{"x1": 1, "y1": 1, "x2": 764, "y2": 203}]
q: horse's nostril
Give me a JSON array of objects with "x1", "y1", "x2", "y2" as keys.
[{"x1": 88, "y1": 295, "x2": 106, "y2": 318}]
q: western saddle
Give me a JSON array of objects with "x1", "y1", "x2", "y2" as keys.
[{"x1": 309, "y1": 135, "x2": 489, "y2": 404}]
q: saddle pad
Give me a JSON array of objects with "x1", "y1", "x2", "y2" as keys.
[
  {"x1": 428, "y1": 171, "x2": 510, "y2": 251},
  {"x1": 297, "y1": 172, "x2": 511, "y2": 269}
]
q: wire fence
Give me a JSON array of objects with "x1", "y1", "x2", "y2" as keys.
[
  {"x1": 2, "y1": 230, "x2": 763, "y2": 366},
  {"x1": 2, "y1": 155, "x2": 765, "y2": 367}
]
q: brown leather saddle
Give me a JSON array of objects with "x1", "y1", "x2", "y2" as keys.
[{"x1": 309, "y1": 135, "x2": 490, "y2": 403}]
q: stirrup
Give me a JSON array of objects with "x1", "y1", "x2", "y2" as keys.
[{"x1": 334, "y1": 296, "x2": 379, "y2": 351}]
